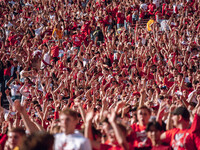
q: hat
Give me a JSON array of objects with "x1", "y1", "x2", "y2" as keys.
[
  {"x1": 160, "y1": 86, "x2": 167, "y2": 90},
  {"x1": 172, "y1": 106, "x2": 190, "y2": 121}
]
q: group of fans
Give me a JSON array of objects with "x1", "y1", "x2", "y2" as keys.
[{"x1": 0, "y1": 0, "x2": 200, "y2": 149}]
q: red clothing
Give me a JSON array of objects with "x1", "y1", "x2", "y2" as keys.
[
  {"x1": 116, "y1": 12, "x2": 125, "y2": 24},
  {"x1": 163, "y1": 128, "x2": 200, "y2": 150},
  {"x1": 148, "y1": 3, "x2": 156, "y2": 15},
  {"x1": 0, "y1": 134, "x2": 7, "y2": 150},
  {"x1": 126, "y1": 15, "x2": 132, "y2": 24},
  {"x1": 100, "y1": 144, "x2": 124, "y2": 150},
  {"x1": 72, "y1": 34, "x2": 82, "y2": 47},
  {"x1": 163, "y1": 114, "x2": 200, "y2": 150},
  {"x1": 51, "y1": 45, "x2": 59, "y2": 58},
  {"x1": 163, "y1": 77, "x2": 174, "y2": 88},
  {"x1": 4, "y1": 67, "x2": 11, "y2": 76},
  {"x1": 151, "y1": 145, "x2": 171, "y2": 150},
  {"x1": 54, "y1": 111, "x2": 59, "y2": 120},
  {"x1": 8, "y1": 35, "x2": 17, "y2": 46},
  {"x1": 127, "y1": 123, "x2": 151, "y2": 148}
]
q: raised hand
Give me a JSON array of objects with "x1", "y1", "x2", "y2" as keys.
[
  {"x1": 107, "y1": 109, "x2": 116, "y2": 123},
  {"x1": 13, "y1": 100, "x2": 24, "y2": 113},
  {"x1": 85, "y1": 109, "x2": 94, "y2": 122}
]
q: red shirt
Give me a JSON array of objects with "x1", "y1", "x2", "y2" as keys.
[
  {"x1": 163, "y1": 128, "x2": 199, "y2": 150},
  {"x1": 100, "y1": 144, "x2": 124, "y2": 150},
  {"x1": 127, "y1": 123, "x2": 152, "y2": 148},
  {"x1": 151, "y1": 145, "x2": 171, "y2": 150},
  {"x1": 51, "y1": 45, "x2": 59, "y2": 58},
  {"x1": 163, "y1": 114, "x2": 200, "y2": 150},
  {"x1": 72, "y1": 34, "x2": 82, "y2": 47},
  {"x1": 148, "y1": 3, "x2": 156, "y2": 15},
  {"x1": 126, "y1": 15, "x2": 132, "y2": 24},
  {"x1": 4, "y1": 66, "x2": 11, "y2": 76},
  {"x1": 116, "y1": 12, "x2": 125, "y2": 24}
]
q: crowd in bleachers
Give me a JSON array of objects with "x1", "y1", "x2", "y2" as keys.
[{"x1": 0, "y1": 0, "x2": 200, "y2": 150}]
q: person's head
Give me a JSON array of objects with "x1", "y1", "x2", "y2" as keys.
[
  {"x1": 13, "y1": 60, "x2": 18, "y2": 66},
  {"x1": 137, "y1": 106, "x2": 151, "y2": 126},
  {"x1": 7, "y1": 127, "x2": 26, "y2": 149},
  {"x1": 172, "y1": 106, "x2": 190, "y2": 128},
  {"x1": 160, "y1": 86, "x2": 168, "y2": 94},
  {"x1": 59, "y1": 108, "x2": 79, "y2": 135},
  {"x1": 20, "y1": 132, "x2": 54, "y2": 150},
  {"x1": 146, "y1": 121, "x2": 163, "y2": 145}
]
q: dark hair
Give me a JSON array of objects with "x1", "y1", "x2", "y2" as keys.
[
  {"x1": 5, "y1": 61, "x2": 11, "y2": 68},
  {"x1": 9, "y1": 127, "x2": 26, "y2": 136},
  {"x1": 146, "y1": 121, "x2": 163, "y2": 132},
  {"x1": 172, "y1": 106, "x2": 190, "y2": 121},
  {"x1": 137, "y1": 106, "x2": 151, "y2": 115},
  {"x1": 20, "y1": 132, "x2": 54, "y2": 150}
]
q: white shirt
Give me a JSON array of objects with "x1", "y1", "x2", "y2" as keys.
[
  {"x1": 160, "y1": 19, "x2": 169, "y2": 31},
  {"x1": 153, "y1": 0, "x2": 161, "y2": 8},
  {"x1": 41, "y1": 52, "x2": 50, "y2": 69},
  {"x1": 54, "y1": 131, "x2": 92, "y2": 150},
  {"x1": 35, "y1": 25, "x2": 44, "y2": 36},
  {"x1": 9, "y1": 83, "x2": 21, "y2": 96},
  {"x1": 140, "y1": 3, "x2": 148, "y2": 11}
]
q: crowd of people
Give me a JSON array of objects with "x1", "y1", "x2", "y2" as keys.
[{"x1": 0, "y1": 0, "x2": 200, "y2": 149}]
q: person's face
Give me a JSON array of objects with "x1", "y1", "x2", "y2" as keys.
[
  {"x1": 137, "y1": 109, "x2": 150, "y2": 126},
  {"x1": 107, "y1": 127, "x2": 117, "y2": 143},
  {"x1": 59, "y1": 114, "x2": 77, "y2": 134},
  {"x1": 147, "y1": 125, "x2": 161, "y2": 142},
  {"x1": 172, "y1": 115, "x2": 179, "y2": 127},
  {"x1": 8, "y1": 132, "x2": 23, "y2": 149},
  {"x1": 183, "y1": 90, "x2": 188, "y2": 97}
]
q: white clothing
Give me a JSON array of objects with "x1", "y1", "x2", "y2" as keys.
[
  {"x1": 153, "y1": 0, "x2": 161, "y2": 8},
  {"x1": 160, "y1": 20, "x2": 169, "y2": 31},
  {"x1": 140, "y1": 3, "x2": 148, "y2": 11},
  {"x1": 41, "y1": 52, "x2": 50, "y2": 69},
  {"x1": 35, "y1": 25, "x2": 44, "y2": 36},
  {"x1": 54, "y1": 131, "x2": 92, "y2": 150},
  {"x1": 188, "y1": 90, "x2": 197, "y2": 104},
  {"x1": 9, "y1": 83, "x2": 21, "y2": 96},
  {"x1": 11, "y1": 65, "x2": 20, "y2": 77}
]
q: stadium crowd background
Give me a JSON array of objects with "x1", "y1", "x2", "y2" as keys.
[{"x1": 0, "y1": 0, "x2": 200, "y2": 149}]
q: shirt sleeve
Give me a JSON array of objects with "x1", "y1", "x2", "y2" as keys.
[
  {"x1": 190, "y1": 114, "x2": 200, "y2": 133},
  {"x1": 162, "y1": 128, "x2": 178, "y2": 144},
  {"x1": 193, "y1": 133, "x2": 200, "y2": 150},
  {"x1": 81, "y1": 138, "x2": 92, "y2": 150}
]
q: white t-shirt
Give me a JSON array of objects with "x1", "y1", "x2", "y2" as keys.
[
  {"x1": 153, "y1": 0, "x2": 161, "y2": 8},
  {"x1": 41, "y1": 52, "x2": 50, "y2": 69},
  {"x1": 160, "y1": 20, "x2": 169, "y2": 31},
  {"x1": 140, "y1": 3, "x2": 148, "y2": 11},
  {"x1": 54, "y1": 131, "x2": 92, "y2": 150},
  {"x1": 10, "y1": 83, "x2": 21, "y2": 96}
]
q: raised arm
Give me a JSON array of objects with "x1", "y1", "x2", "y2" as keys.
[{"x1": 14, "y1": 100, "x2": 40, "y2": 134}]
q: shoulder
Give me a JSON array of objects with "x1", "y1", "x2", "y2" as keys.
[{"x1": 54, "y1": 132, "x2": 65, "y2": 139}]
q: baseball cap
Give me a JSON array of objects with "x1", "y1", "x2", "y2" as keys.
[
  {"x1": 172, "y1": 106, "x2": 190, "y2": 121},
  {"x1": 160, "y1": 86, "x2": 167, "y2": 90}
]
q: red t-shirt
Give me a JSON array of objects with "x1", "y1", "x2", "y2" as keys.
[
  {"x1": 148, "y1": 3, "x2": 156, "y2": 15},
  {"x1": 126, "y1": 15, "x2": 132, "y2": 24},
  {"x1": 163, "y1": 128, "x2": 199, "y2": 150},
  {"x1": 127, "y1": 123, "x2": 152, "y2": 148},
  {"x1": 163, "y1": 114, "x2": 200, "y2": 150},
  {"x1": 116, "y1": 12, "x2": 125, "y2": 24},
  {"x1": 151, "y1": 145, "x2": 171, "y2": 150},
  {"x1": 72, "y1": 34, "x2": 82, "y2": 47},
  {"x1": 100, "y1": 144, "x2": 125, "y2": 150},
  {"x1": 4, "y1": 66, "x2": 11, "y2": 76},
  {"x1": 51, "y1": 45, "x2": 59, "y2": 58}
]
